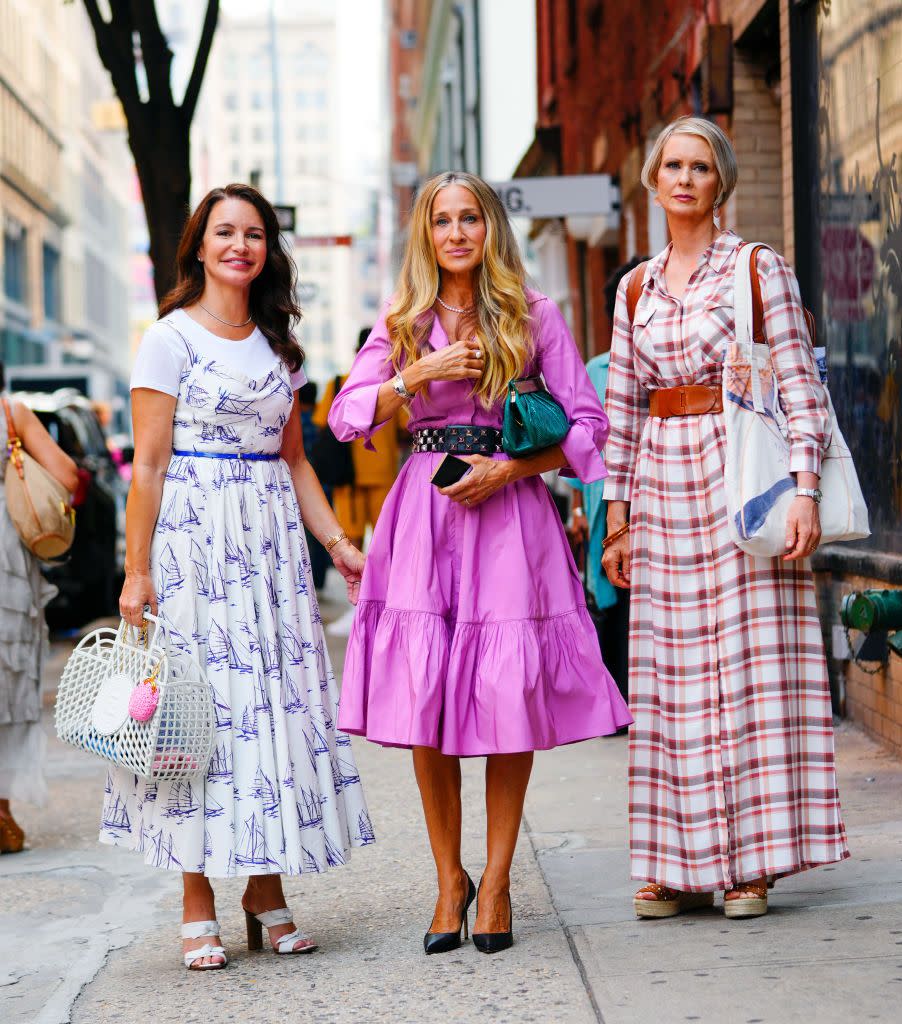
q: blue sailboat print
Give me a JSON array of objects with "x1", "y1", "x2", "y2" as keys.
[
  {"x1": 253, "y1": 672, "x2": 272, "y2": 715},
  {"x1": 281, "y1": 759, "x2": 295, "y2": 788},
  {"x1": 336, "y1": 753, "x2": 361, "y2": 789},
  {"x1": 204, "y1": 791, "x2": 224, "y2": 820},
  {"x1": 102, "y1": 794, "x2": 130, "y2": 833},
  {"x1": 148, "y1": 827, "x2": 183, "y2": 869},
  {"x1": 237, "y1": 707, "x2": 258, "y2": 741},
  {"x1": 324, "y1": 833, "x2": 346, "y2": 867},
  {"x1": 356, "y1": 811, "x2": 376, "y2": 845},
  {"x1": 280, "y1": 623, "x2": 305, "y2": 665},
  {"x1": 212, "y1": 693, "x2": 232, "y2": 731},
  {"x1": 179, "y1": 497, "x2": 200, "y2": 527},
  {"x1": 235, "y1": 813, "x2": 281, "y2": 869},
  {"x1": 296, "y1": 787, "x2": 323, "y2": 829},
  {"x1": 159, "y1": 543, "x2": 185, "y2": 596},
  {"x1": 209, "y1": 567, "x2": 228, "y2": 603},
  {"x1": 184, "y1": 382, "x2": 211, "y2": 408},
  {"x1": 302, "y1": 846, "x2": 322, "y2": 872},
  {"x1": 208, "y1": 622, "x2": 253, "y2": 674},
  {"x1": 163, "y1": 781, "x2": 199, "y2": 821},
  {"x1": 190, "y1": 539, "x2": 209, "y2": 596},
  {"x1": 208, "y1": 742, "x2": 233, "y2": 779},
  {"x1": 251, "y1": 767, "x2": 279, "y2": 818},
  {"x1": 204, "y1": 828, "x2": 213, "y2": 858},
  {"x1": 157, "y1": 494, "x2": 178, "y2": 532},
  {"x1": 281, "y1": 672, "x2": 307, "y2": 715},
  {"x1": 216, "y1": 392, "x2": 258, "y2": 417}
]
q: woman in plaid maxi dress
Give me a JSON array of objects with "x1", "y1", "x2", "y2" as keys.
[{"x1": 602, "y1": 118, "x2": 848, "y2": 919}]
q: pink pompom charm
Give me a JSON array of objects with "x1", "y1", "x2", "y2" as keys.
[{"x1": 128, "y1": 676, "x2": 160, "y2": 722}]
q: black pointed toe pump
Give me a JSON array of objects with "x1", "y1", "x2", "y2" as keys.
[
  {"x1": 472, "y1": 887, "x2": 514, "y2": 954},
  {"x1": 423, "y1": 871, "x2": 477, "y2": 955}
]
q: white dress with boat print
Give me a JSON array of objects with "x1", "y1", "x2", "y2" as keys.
[{"x1": 100, "y1": 311, "x2": 374, "y2": 876}]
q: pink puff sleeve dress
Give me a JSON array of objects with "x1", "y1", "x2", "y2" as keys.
[{"x1": 328, "y1": 290, "x2": 632, "y2": 756}]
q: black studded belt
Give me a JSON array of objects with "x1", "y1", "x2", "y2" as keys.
[{"x1": 411, "y1": 425, "x2": 504, "y2": 455}]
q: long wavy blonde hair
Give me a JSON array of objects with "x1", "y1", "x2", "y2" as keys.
[{"x1": 386, "y1": 171, "x2": 533, "y2": 407}]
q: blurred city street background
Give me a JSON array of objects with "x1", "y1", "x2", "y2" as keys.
[{"x1": 1, "y1": 1, "x2": 902, "y2": 1022}]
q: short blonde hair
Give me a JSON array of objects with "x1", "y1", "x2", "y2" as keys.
[{"x1": 641, "y1": 116, "x2": 738, "y2": 208}]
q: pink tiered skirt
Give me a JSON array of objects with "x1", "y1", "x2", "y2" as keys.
[{"x1": 338, "y1": 453, "x2": 632, "y2": 756}]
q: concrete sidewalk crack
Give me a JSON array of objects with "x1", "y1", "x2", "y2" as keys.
[{"x1": 523, "y1": 810, "x2": 606, "y2": 1024}]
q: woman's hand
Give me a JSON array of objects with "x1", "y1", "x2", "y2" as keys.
[
  {"x1": 601, "y1": 534, "x2": 631, "y2": 589},
  {"x1": 416, "y1": 339, "x2": 483, "y2": 384},
  {"x1": 331, "y1": 539, "x2": 366, "y2": 604},
  {"x1": 119, "y1": 571, "x2": 157, "y2": 626},
  {"x1": 439, "y1": 454, "x2": 512, "y2": 508},
  {"x1": 783, "y1": 496, "x2": 821, "y2": 561}
]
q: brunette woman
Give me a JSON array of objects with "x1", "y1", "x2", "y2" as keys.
[{"x1": 107, "y1": 184, "x2": 373, "y2": 970}]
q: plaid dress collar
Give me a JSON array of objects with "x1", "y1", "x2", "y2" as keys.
[{"x1": 646, "y1": 229, "x2": 742, "y2": 297}]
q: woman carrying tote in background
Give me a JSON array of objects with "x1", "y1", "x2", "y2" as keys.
[
  {"x1": 602, "y1": 117, "x2": 848, "y2": 919},
  {"x1": 329, "y1": 171, "x2": 630, "y2": 955},
  {"x1": 111, "y1": 184, "x2": 371, "y2": 970},
  {"x1": 0, "y1": 362, "x2": 78, "y2": 852}
]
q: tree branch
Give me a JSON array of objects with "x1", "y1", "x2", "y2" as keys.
[
  {"x1": 182, "y1": 0, "x2": 220, "y2": 123},
  {"x1": 81, "y1": 0, "x2": 141, "y2": 112},
  {"x1": 129, "y1": 0, "x2": 174, "y2": 106}
]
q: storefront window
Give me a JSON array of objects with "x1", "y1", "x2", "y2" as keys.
[{"x1": 818, "y1": 0, "x2": 902, "y2": 551}]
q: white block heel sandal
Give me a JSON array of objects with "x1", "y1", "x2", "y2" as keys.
[
  {"x1": 244, "y1": 907, "x2": 318, "y2": 954},
  {"x1": 182, "y1": 920, "x2": 227, "y2": 970}
]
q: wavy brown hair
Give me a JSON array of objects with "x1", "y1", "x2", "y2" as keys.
[{"x1": 159, "y1": 183, "x2": 304, "y2": 372}]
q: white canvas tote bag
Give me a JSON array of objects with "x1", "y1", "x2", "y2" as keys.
[{"x1": 722, "y1": 243, "x2": 870, "y2": 557}]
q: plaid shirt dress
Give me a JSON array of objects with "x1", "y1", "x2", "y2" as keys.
[{"x1": 605, "y1": 231, "x2": 849, "y2": 892}]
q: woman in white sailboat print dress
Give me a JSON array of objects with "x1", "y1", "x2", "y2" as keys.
[{"x1": 105, "y1": 185, "x2": 372, "y2": 971}]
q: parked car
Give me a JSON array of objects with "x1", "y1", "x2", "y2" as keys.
[{"x1": 12, "y1": 389, "x2": 126, "y2": 631}]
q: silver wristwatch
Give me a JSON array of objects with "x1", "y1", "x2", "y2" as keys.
[
  {"x1": 796, "y1": 487, "x2": 822, "y2": 504},
  {"x1": 391, "y1": 372, "x2": 414, "y2": 401}
]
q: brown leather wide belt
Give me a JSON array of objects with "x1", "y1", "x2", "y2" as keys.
[{"x1": 649, "y1": 384, "x2": 723, "y2": 418}]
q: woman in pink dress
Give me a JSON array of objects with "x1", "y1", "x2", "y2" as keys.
[{"x1": 329, "y1": 171, "x2": 631, "y2": 955}]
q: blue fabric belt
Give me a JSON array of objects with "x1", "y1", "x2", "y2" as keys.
[{"x1": 172, "y1": 449, "x2": 280, "y2": 461}]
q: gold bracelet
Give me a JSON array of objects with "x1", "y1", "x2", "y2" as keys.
[
  {"x1": 602, "y1": 523, "x2": 630, "y2": 549},
  {"x1": 325, "y1": 530, "x2": 347, "y2": 553}
]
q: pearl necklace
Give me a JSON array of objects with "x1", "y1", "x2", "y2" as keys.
[
  {"x1": 436, "y1": 295, "x2": 474, "y2": 315},
  {"x1": 199, "y1": 302, "x2": 254, "y2": 328}
]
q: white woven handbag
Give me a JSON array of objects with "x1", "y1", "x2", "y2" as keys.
[
  {"x1": 55, "y1": 611, "x2": 215, "y2": 781},
  {"x1": 723, "y1": 243, "x2": 870, "y2": 557}
]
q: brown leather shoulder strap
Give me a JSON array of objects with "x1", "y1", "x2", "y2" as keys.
[
  {"x1": 749, "y1": 245, "x2": 767, "y2": 345},
  {"x1": 1, "y1": 396, "x2": 19, "y2": 449},
  {"x1": 748, "y1": 245, "x2": 817, "y2": 346},
  {"x1": 626, "y1": 261, "x2": 649, "y2": 326}
]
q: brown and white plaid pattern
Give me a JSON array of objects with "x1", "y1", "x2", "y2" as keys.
[{"x1": 604, "y1": 232, "x2": 848, "y2": 891}]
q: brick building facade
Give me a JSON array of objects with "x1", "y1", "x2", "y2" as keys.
[{"x1": 520, "y1": 0, "x2": 902, "y2": 756}]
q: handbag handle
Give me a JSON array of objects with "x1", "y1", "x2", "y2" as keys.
[
  {"x1": 1, "y1": 397, "x2": 25, "y2": 478},
  {"x1": 733, "y1": 243, "x2": 767, "y2": 415}
]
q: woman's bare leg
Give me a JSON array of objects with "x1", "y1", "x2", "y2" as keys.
[
  {"x1": 242, "y1": 873, "x2": 315, "y2": 951},
  {"x1": 412, "y1": 745, "x2": 470, "y2": 931},
  {"x1": 475, "y1": 751, "x2": 534, "y2": 933},
  {"x1": 182, "y1": 872, "x2": 223, "y2": 967}
]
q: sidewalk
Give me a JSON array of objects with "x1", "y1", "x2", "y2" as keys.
[{"x1": 2, "y1": 577, "x2": 900, "y2": 1023}]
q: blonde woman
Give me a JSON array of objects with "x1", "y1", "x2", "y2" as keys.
[
  {"x1": 602, "y1": 117, "x2": 848, "y2": 920},
  {"x1": 329, "y1": 171, "x2": 631, "y2": 955}
]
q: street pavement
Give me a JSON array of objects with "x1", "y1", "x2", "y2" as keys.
[{"x1": 2, "y1": 575, "x2": 901, "y2": 1024}]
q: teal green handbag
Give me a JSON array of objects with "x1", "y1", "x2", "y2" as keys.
[{"x1": 502, "y1": 376, "x2": 570, "y2": 458}]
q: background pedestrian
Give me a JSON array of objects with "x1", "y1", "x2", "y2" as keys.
[
  {"x1": 0, "y1": 361, "x2": 78, "y2": 853},
  {"x1": 315, "y1": 327, "x2": 408, "y2": 635},
  {"x1": 603, "y1": 117, "x2": 848, "y2": 919},
  {"x1": 568, "y1": 256, "x2": 647, "y2": 706},
  {"x1": 329, "y1": 170, "x2": 631, "y2": 955},
  {"x1": 297, "y1": 381, "x2": 330, "y2": 590}
]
